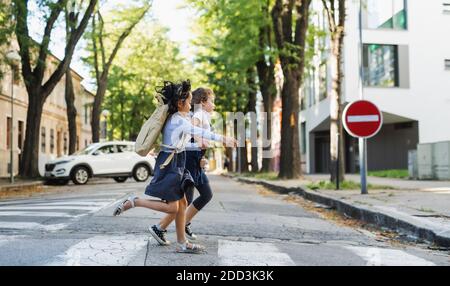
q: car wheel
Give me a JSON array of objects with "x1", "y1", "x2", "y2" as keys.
[
  {"x1": 71, "y1": 166, "x2": 90, "y2": 185},
  {"x1": 133, "y1": 164, "x2": 150, "y2": 182},
  {"x1": 113, "y1": 177, "x2": 128, "y2": 183}
]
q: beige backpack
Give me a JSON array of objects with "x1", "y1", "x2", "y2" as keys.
[{"x1": 135, "y1": 95, "x2": 169, "y2": 156}]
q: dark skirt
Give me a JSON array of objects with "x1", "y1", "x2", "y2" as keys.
[
  {"x1": 144, "y1": 151, "x2": 194, "y2": 202},
  {"x1": 185, "y1": 150, "x2": 209, "y2": 186}
]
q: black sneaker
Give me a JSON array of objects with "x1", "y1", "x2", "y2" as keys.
[
  {"x1": 148, "y1": 225, "x2": 170, "y2": 246},
  {"x1": 185, "y1": 222, "x2": 197, "y2": 240}
]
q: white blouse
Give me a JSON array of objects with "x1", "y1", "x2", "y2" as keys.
[{"x1": 161, "y1": 112, "x2": 222, "y2": 152}]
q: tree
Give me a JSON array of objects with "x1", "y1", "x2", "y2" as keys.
[
  {"x1": 272, "y1": 0, "x2": 312, "y2": 179},
  {"x1": 13, "y1": 0, "x2": 97, "y2": 178},
  {"x1": 86, "y1": 1, "x2": 150, "y2": 143},
  {"x1": 322, "y1": 0, "x2": 346, "y2": 183},
  {"x1": 64, "y1": 0, "x2": 84, "y2": 155},
  {"x1": 256, "y1": 0, "x2": 277, "y2": 172},
  {"x1": 102, "y1": 23, "x2": 189, "y2": 142},
  {"x1": 0, "y1": 1, "x2": 15, "y2": 79},
  {"x1": 188, "y1": 0, "x2": 277, "y2": 173}
]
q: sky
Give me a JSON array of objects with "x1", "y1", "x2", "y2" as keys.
[{"x1": 31, "y1": 0, "x2": 195, "y2": 88}]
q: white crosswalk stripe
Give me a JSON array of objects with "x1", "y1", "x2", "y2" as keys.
[
  {"x1": 218, "y1": 240, "x2": 295, "y2": 266},
  {"x1": 45, "y1": 235, "x2": 148, "y2": 266},
  {"x1": 0, "y1": 196, "x2": 124, "y2": 231},
  {"x1": 345, "y1": 246, "x2": 436, "y2": 266}
]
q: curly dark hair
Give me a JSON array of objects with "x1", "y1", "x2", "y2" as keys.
[{"x1": 156, "y1": 80, "x2": 191, "y2": 114}]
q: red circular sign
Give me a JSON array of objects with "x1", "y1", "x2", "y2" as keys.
[{"x1": 343, "y1": 100, "x2": 383, "y2": 138}]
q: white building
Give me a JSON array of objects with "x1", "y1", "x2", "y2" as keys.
[
  {"x1": 299, "y1": 0, "x2": 450, "y2": 174},
  {"x1": 1, "y1": 41, "x2": 94, "y2": 178}
]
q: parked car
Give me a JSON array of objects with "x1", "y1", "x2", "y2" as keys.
[{"x1": 44, "y1": 141, "x2": 155, "y2": 185}]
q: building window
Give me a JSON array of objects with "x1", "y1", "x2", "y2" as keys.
[
  {"x1": 63, "y1": 132, "x2": 68, "y2": 155},
  {"x1": 363, "y1": 44, "x2": 399, "y2": 87},
  {"x1": 18, "y1": 121, "x2": 24, "y2": 151},
  {"x1": 364, "y1": 0, "x2": 407, "y2": 30},
  {"x1": 84, "y1": 105, "x2": 88, "y2": 125},
  {"x1": 50, "y1": 129, "x2": 55, "y2": 154},
  {"x1": 6, "y1": 117, "x2": 12, "y2": 150},
  {"x1": 41, "y1": 127, "x2": 46, "y2": 153},
  {"x1": 445, "y1": 59, "x2": 450, "y2": 70},
  {"x1": 77, "y1": 136, "x2": 79, "y2": 151},
  {"x1": 301, "y1": 122, "x2": 306, "y2": 154},
  {"x1": 444, "y1": 3, "x2": 450, "y2": 14}
]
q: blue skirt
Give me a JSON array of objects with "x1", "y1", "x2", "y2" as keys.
[
  {"x1": 144, "y1": 151, "x2": 194, "y2": 202},
  {"x1": 185, "y1": 150, "x2": 209, "y2": 186}
]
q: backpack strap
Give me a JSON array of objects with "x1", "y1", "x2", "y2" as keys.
[{"x1": 159, "y1": 133, "x2": 190, "y2": 169}]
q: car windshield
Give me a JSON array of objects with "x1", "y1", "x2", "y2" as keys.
[{"x1": 74, "y1": 144, "x2": 99, "y2": 155}]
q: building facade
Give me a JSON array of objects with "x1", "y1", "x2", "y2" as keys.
[
  {"x1": 299, "y1": 0, "x2": 450, "y2": 174},
  {"x1": 0, "y1": 43, "x2": 94, "y2": 178}
]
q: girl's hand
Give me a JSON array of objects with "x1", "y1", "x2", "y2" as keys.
[
  {"x1": 200, "y1": 139, "x2": 210, "y2": 149},
  {"x1": 223, "y1": 136, "x2": 238, "y2": 147}
]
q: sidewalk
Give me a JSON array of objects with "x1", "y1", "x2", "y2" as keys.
[
  {"x1": 224, "y1": 173, "x2": 450, "y2": 248},
  {"x1": 0, "y1": 179, "x2": 44, "y2": 198}
]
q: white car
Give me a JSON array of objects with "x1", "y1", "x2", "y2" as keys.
[{"x1": 44, "y1": 141, "x2": 155, "y2": 185}]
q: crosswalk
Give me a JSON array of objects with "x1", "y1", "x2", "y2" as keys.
[
  {"x1": 0, "y1": 193, "x2": 127, "y2": 232},
  {"x1": 218, "y1": 240, "x2": 296, "y2": 266},
  {"x1": 0, "y1": 191, "x2": 441, "y2": 266},
  {"x1": 45, "y1": 235, "x2": 149, "y2": 266},
  {"x1": 0, "y1": 234, "x2": 439, "y2": 266}
]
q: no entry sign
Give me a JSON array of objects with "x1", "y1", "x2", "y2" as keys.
[{"x1": 343, "y1": 100, "x2": 383, "y2": 138}]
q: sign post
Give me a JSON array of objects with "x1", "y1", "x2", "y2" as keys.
[{"x1": 343, "y1": 100, "x2": 383, "y2": 194}]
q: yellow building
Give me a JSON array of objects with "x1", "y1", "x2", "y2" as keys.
[{"x1": 0, "y1": 45, "x2": 94, "y2": 178}]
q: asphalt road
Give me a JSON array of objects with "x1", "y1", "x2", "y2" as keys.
[{"x1": 0, "y1": 175, "x2": 448, "y2": 266}]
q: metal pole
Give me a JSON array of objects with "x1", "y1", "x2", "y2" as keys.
[
  {"x1": 359, "y1": 138, "x2": 368, "y2": 194},
  {"x1": 336, "y1": 133, "x2": 340, "y2": 190},
  {"x1": 10, "y1": 66, "x2": 14, "y2": 184},
  {"x1": 358, "y1": 0, "x2": 368, "y2": 194}
]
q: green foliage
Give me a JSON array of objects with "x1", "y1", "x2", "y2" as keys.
[
  {"x1": 187, "y1": 0, "x2": 274, "y2": 114},
  {"x1": 240, "y1": 172, "x2": 279, "y2": 181},
  {"x1": 103, "y1": 22, "x2": 189, "y2": 141},
  {"x1": 0, "y1": 1, "x2": 15, "y2": 79},
  {"x1": 367, "y1": 169, "x2": 409, "y2": 179}
]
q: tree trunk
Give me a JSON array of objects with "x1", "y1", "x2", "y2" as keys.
[
  {"x1": 325, "y1": 0, "x2": 346, "y2": 184},
  {"x1": 247, "y1": 70, "x2": 259, "y2": 172},
  {"x1": 91, "y1": 80, "x2": 107, "y2": 143},
  {"x1": 256, "y1": 61, "x2": 275, "y2": 172},
  {"x1": 20, "y1": 92, "x2": 44, "y2": 178},
  {"x1": 65, "y1": 70, "x2": 78, "y2": 154},
  {"x1": 329, "y1": 35, "x2": 346, "y2": 183},
  {"x1": 120, "y1": 91, "x2": 125, "y2": 140},
  {"x1": 279, "y1": 69, "x2": 302, "y2": 179},
  {"x1": 239, "y1": 141, "x2": 249, "y2": 173},
  {"x1": 272, "y1": 0, "x2": 311, "y2": 179}
]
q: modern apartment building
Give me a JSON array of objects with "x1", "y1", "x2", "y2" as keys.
[
  {"x1": 299, "y1": 0, "x2": 450, "y2": 174},
  {"x1": 0, "y1": 42, "x2": 94, "y2": 178}
]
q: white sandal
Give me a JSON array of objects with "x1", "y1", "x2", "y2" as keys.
[
  {"x1": 175, "y1": 240, "x2": 206, "y2": 254},
  {"x1": 113, "y1": 195, "x2": 138, "y2": 216}
]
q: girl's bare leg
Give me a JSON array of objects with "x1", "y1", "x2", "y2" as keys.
[
  {"x1": 121, "y1": 198, "x2": 178, "y2": 214},
  {"x1": 185, "y1": 204, "x2": 199, "y2": 224},
  {"x1": 175, "y1": 197, "x2": 188, "y2": 243},
  {"x1": 159, "y1": 213, "x2": 177, "y2": 230},
  {"x1": 159, "y1": 200, "x2": 200, "y2": 230}
]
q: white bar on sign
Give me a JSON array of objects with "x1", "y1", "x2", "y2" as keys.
[{"x1": 347, "y1": 115, "x2": 379, "y2": 123}]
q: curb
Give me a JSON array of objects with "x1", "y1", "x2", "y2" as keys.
[
  {"x1": 226, "y1": 174, "x2": 450, "y2": 248},
  {"x1": 0, "y1": 181, "x2": 44, "y2": 195}
]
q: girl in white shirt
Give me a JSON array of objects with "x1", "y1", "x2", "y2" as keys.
[
  {"x1": 113, "y1": 81, "x2": 236, "y2": 253},
  {"x1": 154, "y1": 87, "x2": 217, "y2": 243}
]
